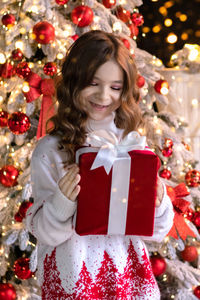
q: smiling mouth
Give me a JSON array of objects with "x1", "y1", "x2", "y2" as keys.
[{"x1": 90, "y1": 101, "x2": 110, "y2": 110}]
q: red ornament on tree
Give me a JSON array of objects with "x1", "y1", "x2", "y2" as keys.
[
  {"x1": 0, "y1": 165, "x2": 19, "y2": 187},
  {"x1": 16, "y1": 62, "x2": 31, "y2": 78},
  {"x1": 154, "y1": 79, "x2": 169, "y2": 95},
  {"x1": 55, "y1": 0, "x2": 68, "y2": 4},
  {"x1": 185, "y1": 170, "x2": 200, "y2": 187},
  {"x1": 1, "y1": 14, "x2": 16, "y2": 28},
  {"x1": 43, "y1": 62, "x2": 57, "y2": 76},
  {"x1": 0, "y1": 63, "x2": 15, "y2": 78},
  {"x1": 194, "y1": 286, "x2": 200, "y2": 299},
  {"x1": 71, "y1": 6, "x2": 94, "y2": 27},
  {"x1": 33, "y1": 21, "x2": 55, "y2": 44},
  {"x1": 8, "y1": 112, "x2": 31, "y2": 135},
  {"x1": 136, "y1": 75, "x2": 145, "y2": 88},
  {"x1": 128, "y1": 23, "x2": 139, "y2": 38},
  {"x1": 184, "y1": 207, "x2": 194, "y2": 222},
  {"x1": 0, "y1": 111, "x2": 9, "y2": 127},
  {"x1": 13, "y1": 257, "x2": 34, "y2": 280},
  {"x1": 150, "y1": 255, "x2": 166, "y2": 277},
  {"x1": 70, "y1": 34, "x2": 79, "y2": 41},
  {"x1": 11, "y1": 48, "x2": 23, "y2": 61},
  {"x1": 164, "y1": 138, "x2": 173, "y2": 148},
  {"x1": 102, "y1": 0, "x2": 116, "y2": 9},
  {"x1": 181, "y1": 245, "x2": 198, "y2": 262},
  {"x1": 131, "y1": 13, "x2": 144, "y2": 26},
  {"x1": 121, "y1": 38, "x2": 130, "y2": 50},
  {"x1": 116, "y1": 6, "x2": 131, "y2": 23},
  {"x1": 162, "y1": 147, "x2": 173, "y2": 157},
  {"x1": 193, "y1": 212, "x2": 200, "y2": 228},
  {"x1": 0, "y1": 283, "x2": 16, "y2": 300},
  {"x1": 19, "y1": 201, "x2": 33, "y2": 219},
  {"x1": 159, "y1": 168, "x2": 172, "y2": 180}
]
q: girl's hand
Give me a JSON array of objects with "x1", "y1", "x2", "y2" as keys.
[
  {"x1": 156, "y1": 177, "x2": 164, "y2": 207},
  {"x1": 58, "y1": 164, "x2": 81, "y2": 202}
]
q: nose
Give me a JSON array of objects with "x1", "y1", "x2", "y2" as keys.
[{"x1": 99, "y1": 85, "x2": 110, "y2": 103}]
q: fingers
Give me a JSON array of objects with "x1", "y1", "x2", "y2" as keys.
[{"x1": 58, "y1": 165, "x2": 81, "y2": 201}]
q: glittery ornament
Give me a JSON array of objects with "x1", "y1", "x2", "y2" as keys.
[
  {"x1": 131, "y1": 13, "x2": 144, "y2": 26},
  {"x1": 0, "y1": 165, "x2": 19, "y2": 187},
  {"x1": 184, "y1": 207, "x2": 194, "y2": 222},
  {"x1": 16, "y1": 62, "x2": 31, "y2": 78},
  {"x1": 33, "y1": 21, "x2": 55, "y2": 44},
  {"x1": 0, "y1": 62, "x2": 15, "y2": 78},
  {"x1": 150, "y1": 255, "x2": 166, "y2": 277},
  {"x1": 116, "y1": 6, "x2": 131, "y2": 23},
  {"x1": 159, "y1": 169, "x2": 171, "y2": 180},
  {"x1": 8, "y1": 112, "x2": 31, "y2": 135},
  {"x1": 154, "y1": 80, "x2": 169, "y2": 95},
  {"x1": 164, "y1": 138, "x2": 173, "y2": 148},
  {"x1": 13, "y1": 257, "x2": 33, "y2": 279},
  {"x1": 0, "y1": 283, "x2": 16, "y2": 300},
  {"x1": 11, "y1": 48, "x2": 23, "y2": 61},
  {"x1": 181, "y1": 245, "x2": 198, "y2": 262},
  {"x1": 70, "y1": 34, "x2": 79, "y2": 41},
  {"x1": 162, "y1": 147, "x2": 173, "y2": 157},
  {"x1": 193, "y1": 286, "x2": 200, "y2": 299},
  {"x1": 55, "y1": 0, "x2": 68, "y2": 4},
  {"x1": 0, "y1": 111, "x2": 9, "y2": 127},
  {"x1": 136, "y1": 75, "x2": 145, "y2": 88},
  {"x1": 185, "y1": 170, "x2": 200, "y2": 187},
  {"x1": 193, "y1": 212, "x2": 200, "y2": 228},
  {"x1": 102, "y1": 0, "x2": 116, "y2": 9},
  {"x1": 121, "y1": 38, "x2": 130, "y2": 49},
  {"x1": 71, "y1": 6, "x2": 94, "y2": 27},
  {"x1": 43, "y1": 62, "x2": 57, "y2": 76},
  {"x1": 1, "y1": 14, "x2": 15, "y2": 28}
]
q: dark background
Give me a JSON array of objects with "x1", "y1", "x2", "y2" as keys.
[{"x1": 137, "y1": 0, "x2": 200, "y2": 66}]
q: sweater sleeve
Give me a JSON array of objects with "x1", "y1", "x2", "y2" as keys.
[
  {"x1": 142, "y1": 182, "x2": 174, "y2": 243},
  {"x1": 26, "y1": 139, "x2": 77, "y2": 247}
]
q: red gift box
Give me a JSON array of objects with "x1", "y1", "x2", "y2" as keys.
[{"x1": 75, "y1": 132, "x2": 160, "y2": 236}]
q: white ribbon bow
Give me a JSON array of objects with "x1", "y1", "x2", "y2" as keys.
[{"x1": 86, "y1": 130, "x2": 146, "y2": 174}]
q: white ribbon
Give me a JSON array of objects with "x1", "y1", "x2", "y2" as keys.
[{"x1": 76, "y1": 130, "x2": 147, "y2": 235}]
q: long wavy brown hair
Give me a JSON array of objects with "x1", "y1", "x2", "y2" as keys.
[{"x1": 49, "y1": 30, "x2": 143, "y2": 164}]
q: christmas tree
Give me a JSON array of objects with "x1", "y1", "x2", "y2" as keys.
[{"x1": 0, "y1": 0, "x2": 200, "y2": 299}]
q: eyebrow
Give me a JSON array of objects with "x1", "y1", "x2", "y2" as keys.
[{"x1": 93, "y1": 76, "x2": 123, "y2": 84}]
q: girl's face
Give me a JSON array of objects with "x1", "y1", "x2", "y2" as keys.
[{"x1": 79, "y1": 59, "x2": 123, "y2": 121}]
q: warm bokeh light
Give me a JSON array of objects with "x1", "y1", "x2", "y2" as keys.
[
  {"x1": 159, "y1": 6, "x2": 167, "y2": 16},
  {"x1": 181, "y1": 33, "x2": 188, "y2": 40},
  {"x1": 166, "y1": 33, "x2": 178, "y2": 44},
  {"x1": 142, "y1": 26, "x2": 151, "y2": 33},
  {"x1": 152, "y1": 24, "x2": 162, "y2": 33},
  {"x1": 164, "y1": 18, "x2": 173, "y2": 27},
  {"x1": 179, "y1": 14, "x2": 187, "y2": 22},
  {"x1": 164, "y1": 1, "x2": 174, "y2": 8}
]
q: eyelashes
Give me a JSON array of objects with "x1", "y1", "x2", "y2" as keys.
[{"x1": 89, "y1": 82, "x2": 122, "y2": 91}]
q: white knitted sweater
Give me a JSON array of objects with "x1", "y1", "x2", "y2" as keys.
[{"x1": 26, "y1": 114, "x2": 174, "y2": 300}]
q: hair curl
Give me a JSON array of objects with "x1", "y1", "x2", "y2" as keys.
[{"x1": 48, "y1": 30, "x2": 143, "y2": 164}]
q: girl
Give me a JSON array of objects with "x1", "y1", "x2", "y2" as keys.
[{"x1": 26, "y1": 30, "x2": 174, "y2": 299}]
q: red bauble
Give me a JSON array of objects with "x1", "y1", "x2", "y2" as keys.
[
  {"x1": 193, "y1": 212, "x2": 200, "y2": 228},
  {"x1": 11, "y1": 48, "x2": 23, "y2": 61},
  {"x1": 43, "y1": 62, "x2": 57, "y2": 76},
  {"x1": 18, "y1": 201, "x2": 33, "y2": 219},
  {"x1": 33, "y1": 21, "x2": 55, "y2": 44},
  {"x1": 164, "y1": 138, "x2": 173, "y2": 148},
  {"x1": 0, "y1": 111, "x2": 9, "y2": 127},
  {"x1": 16, "y1": 62, "x2": 31, "y2": 78},
  {"x1": 55, "y1": 0, "x2": 68, "y2": 4},
  {"x1": 1, "y1": 14, "x2": 16, "y2": 27},
  {"x1": 181, "y1": 245, "x2": 198, "y2": 262},
  {"x1": 71, "y1": 6, "x2": 94, "y2": 27},
  {"x1": 150, "y1": 256, "x2": 166, "y2": 277},
  {"x1": 194, "y1": 286, "x2": 200, "y2": 299},
  {"x1": 0, "y1": 283, "x2": 16, "y2": 300},
  {"x1": 121, "y1": 38, "x2": 130, "y2": 50},
  {"x1": 162, "y1": 147, "x2": 173, "y2": 157},
  {"x1": 8, "y1": 112, "x2": 31, "y2": 135},
  {"x1": 159, "y1": 169, "x2": 172, "y2": 180},
  {"x1": 0, "y1": 165, "x2": 19, "y2": 187},
  {"x1": 131, "y1": 12, "x2": 144, "y2": 26},
  {"x1": 154, "y1": 79, "x2": 169, "y2": 95},
  {"x1": 116, "y1": 6, "x2": 131, "y2": 23},
  {"x1": 136, "y1": 75, "x2": 145, "y2": 88},
  {"x1": 14, "y1": 212, "x2": 23, "y2": 222},
  {"x1": 102, "y1": 0, "x2": 116, "y2": 9},
  {"x1": 0, "y1": 63, "x2": 15, "y2": 78},
  {"x1": 184, "y1": 207, "x2": 194, "y2": 222},
  {"x1": 70, "y1": 34, "x2": 79, "y2": 41},
  {"x1": 13, "y1": 257, "x2": 33, "y2": 280},
  {"x1": 128, "y1": 23, "x2": 139, "y2": 38},
  {"x1": 185, "y1": 170, "x2": 200, "y2": 187}
]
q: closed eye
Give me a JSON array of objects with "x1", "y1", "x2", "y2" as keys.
[{"x1": 111, "y1": 86, "x2": 122, "y2": 91}]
